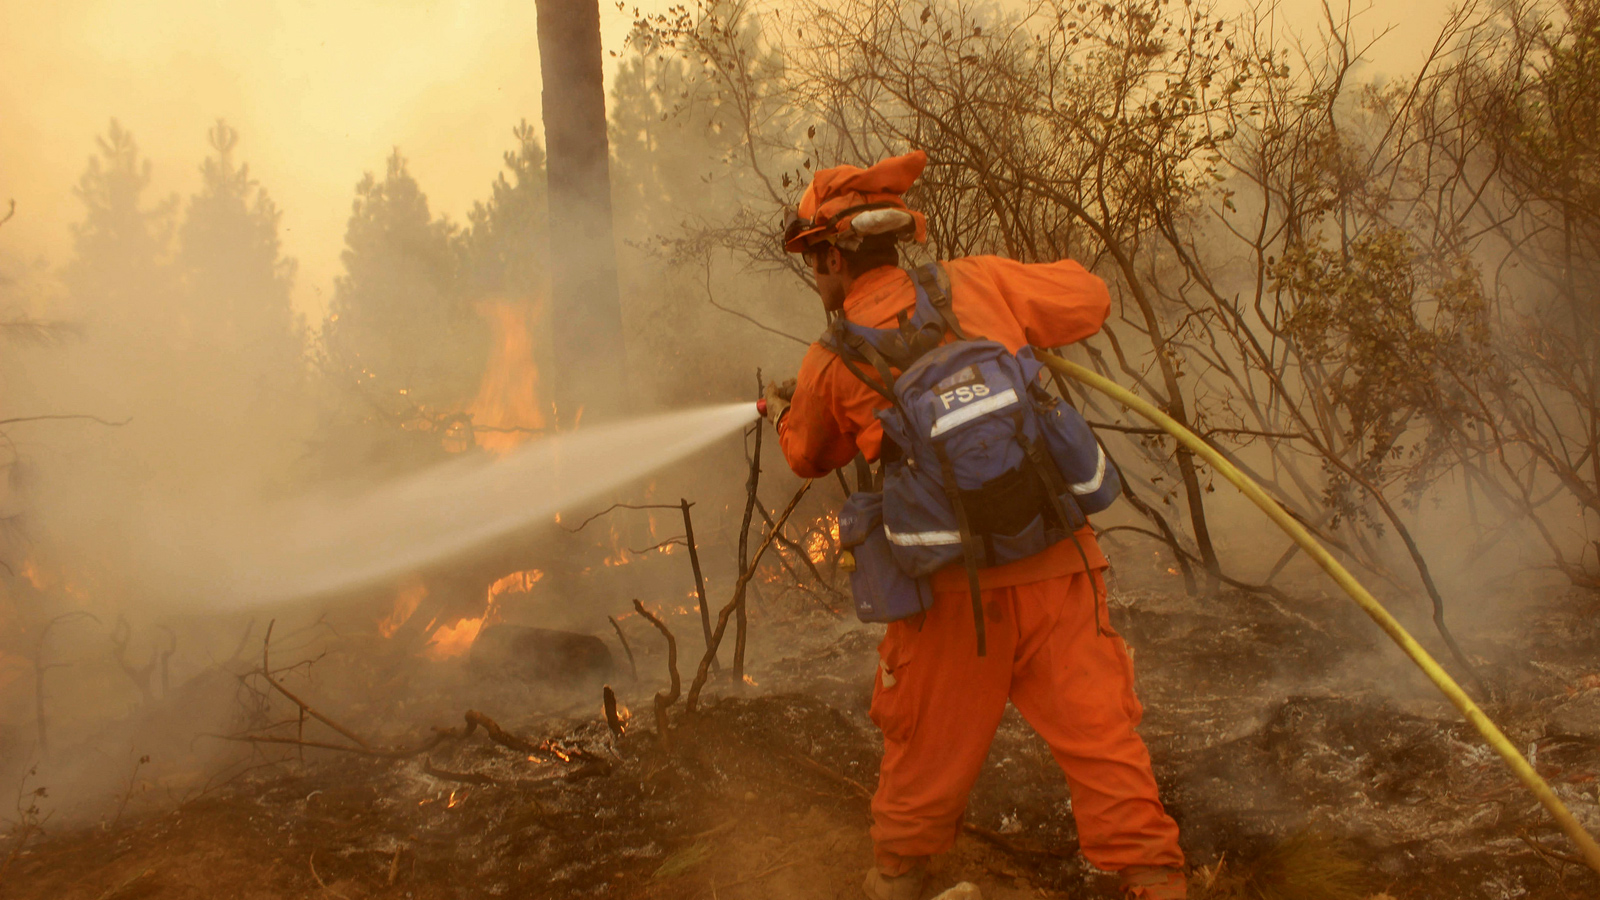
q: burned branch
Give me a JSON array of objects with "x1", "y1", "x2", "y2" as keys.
[
  {"x1": 559, "y1": 502, "x2": 683, "y2": 534},
  {"x1": 734, "y1": 398, "x2": 764, "y2": 683},
  {"x1": 602, "y1": 685, "x2": 626, "y2": 737},
  {"x1": 259, "y1": 620, "x2": 371, "y2": 751},
  {"x1": 686, "y1": 480, "x2": 813, "y2": 712},
  {"x1": 607, "y1": 615, "x2": 638, "y2": 681},
  {"x1": 679, "y1": 497, "x2": 715, "y2": 664},
  {"x1": 631, "y1": 599, "x2": 680, "y2": 747}
]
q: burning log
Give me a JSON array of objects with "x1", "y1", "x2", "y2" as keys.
[
  {"x1": 467, "y1": 624, "x2": 614, "y2": 688},
  {"x1": 631, "y1": 599, "x2": 680, "y2": 748}
]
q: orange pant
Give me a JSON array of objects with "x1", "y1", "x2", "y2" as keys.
[{"x1": 869, "y1": 569, "x2": 1183, "y2": 874}]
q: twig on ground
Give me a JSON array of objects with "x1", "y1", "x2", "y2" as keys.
[
  {"x1": 783, "y1": 752, "x2": 871, "y2": 800},
  {"x1": 960, "y1": 823, "x2": 1077, "y2": 860},
  {"x1": 686, "y1": 480, "x2": 814, "y2": 712},
  {"x1": 422, "y1": 760, "x2": 498, "y2": 785},
  {"x1": 716, "y1": 859, "x2": 800, "y2": 890},
  {"x1": 221, "y1": 707, "x2": 574, "y2": 764},
  {"x1": 309, "y1": 850, "x2": 350, "y2": 899},
  {"x1": 1518, "y1": 830, "x2": 1589, "y2": 868},
  {"x1": 632, "y1": 600, "x2": 681, "y2": 748}
]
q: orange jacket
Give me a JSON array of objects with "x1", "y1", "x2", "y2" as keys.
[{"x1": 776, "y1": 255, "x2": 1114, "y2": 585}]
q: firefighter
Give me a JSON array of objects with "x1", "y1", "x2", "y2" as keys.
[{"x1": 766, "y1": 150, "x2": 1187, "y2": 900}]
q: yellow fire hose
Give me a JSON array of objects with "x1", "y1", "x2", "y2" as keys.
[{"x1": 1039, "y1": 354, "x2": 1600, "y2": 875}]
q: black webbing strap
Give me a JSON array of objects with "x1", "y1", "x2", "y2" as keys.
[
  {"x1": 1012, "y1": 410, "x2": 1108, "y2": 637},
  {"x1": 934, "y1": 441, "x2": 987, "y2": 657},
  {"x1": 854, "y1": 337, "x2": 902, "y2": 397},
  {"x1": 852, "y1": 454, "x2": 875, "y2": 493},
  {"x1": 916, "y1": 264, "x2": 974, "y2": 342}
]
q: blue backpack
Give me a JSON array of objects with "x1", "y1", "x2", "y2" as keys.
[{"x1": 829, "y1": 264, "x2": 1120, "y2": 654}]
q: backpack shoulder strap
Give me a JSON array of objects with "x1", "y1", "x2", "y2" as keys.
[
  {"x1": 821, "y1": 318, "x2": 899, "y2": 403},
  {"x1": 913, "y1": 263, "x2": 973, "y2": 342}
]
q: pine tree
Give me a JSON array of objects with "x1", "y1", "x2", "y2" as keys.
[
  {"x1": 464, "y1": 121, "x2": 549, "y2": 303},
  {"x1": 321, "y1": 150, "x2": 481, "y2": 419},
  {"x1": 63, "y1": 119, "x2": 176, "y2": 325},
  {"x1": 176, "y1": 120, "x2": 302, "y2": 370}
]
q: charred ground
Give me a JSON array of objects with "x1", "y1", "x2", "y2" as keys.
[{"x1": 5, "y1": 565, "x2": 1599, "y2": 900}]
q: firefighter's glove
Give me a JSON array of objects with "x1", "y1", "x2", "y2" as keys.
[{"x1": 763, "y1": 378, "x2": 795, "y2": 427}]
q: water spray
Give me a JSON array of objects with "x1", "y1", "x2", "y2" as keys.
[
  {"x1": 188, "y1": 402, "x2": 762, "y2": 606},
  {"x1": 1039, "y1": 354, "x2": 1600, "y2": 875}
]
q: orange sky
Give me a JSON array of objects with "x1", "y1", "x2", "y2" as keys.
[{"x1": 0, "y1": 0, "x2": 1454, "y2": 318}]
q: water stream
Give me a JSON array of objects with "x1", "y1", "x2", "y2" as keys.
[{"x1": 209, "y1": 402, "x2": 759, "y2": 604}]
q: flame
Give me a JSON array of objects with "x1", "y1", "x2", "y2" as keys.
[
  {"x1": 466, "y1": 300, "x2": 545, "y2": 456},
  {"x1": 424, "y1": 617, "x2": 485, "y2": 659},
  {"x1": 380, "y1": 579, "x2": 427, "y2": 638},
  {"x1": 488, "y1": 568, "x2": 543, "y2": 601},
  {"x1": 419, "y1": 567, "x2": 538, "y2": 659},
  {"x1": 602, "y1": 523, "x2": 629, "y2": 567}
]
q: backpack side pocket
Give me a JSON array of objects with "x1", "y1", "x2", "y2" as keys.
[{"x1": 840, "y1": 491, "x2": 935, "y2": 623}]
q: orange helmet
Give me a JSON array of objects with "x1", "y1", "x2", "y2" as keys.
[{"x1": 781, "y1": 150, "x2": 929, "y2": 254}]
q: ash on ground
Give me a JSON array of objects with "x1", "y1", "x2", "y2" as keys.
[{"x1": 5, "y1": 573, "x2": 1600, "y2": 900}]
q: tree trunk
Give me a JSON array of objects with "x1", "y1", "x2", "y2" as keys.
[{"x1": 535, "y1": 0, "x2": 627, "y2": 425}]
